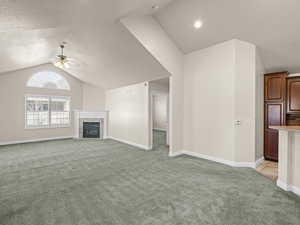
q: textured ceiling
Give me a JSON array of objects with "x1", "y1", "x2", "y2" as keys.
[
  {"x1": 0, "y1": 0, "x2": 172, "y2": 89},
  {"x1": 155, "y1": 0, "x2": 300, "y2": 73},
  {"x1": 4, "y1": 0, "x2": 298, "y2": 88}
]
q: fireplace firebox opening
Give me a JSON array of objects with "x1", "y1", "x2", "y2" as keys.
[{"x1": 83, "y1": 122, "x2": 100, "y2": 138}]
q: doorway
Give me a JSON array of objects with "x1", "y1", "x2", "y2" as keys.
[{"x1": 149, "y1": 77, "x2": 170, "y2": 150}]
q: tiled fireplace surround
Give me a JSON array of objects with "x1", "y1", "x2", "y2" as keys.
[
  {"x1": 74, "y1": 111, "x2": 108, "y2": 139},
  {"x1": 79, "y1": 118, "x2": 104, "y2": 139}
]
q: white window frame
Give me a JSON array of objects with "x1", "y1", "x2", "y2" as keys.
[
  {"x1": 25, "y1": 95, "x2": 71, "y2": 129},
  {"x1": 26, "y1": 71, "x2": 71, "y2": 90}
]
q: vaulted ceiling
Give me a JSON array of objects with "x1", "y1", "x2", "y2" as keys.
[
  {"x1": 2, "y1": 0, "x2": 300, "y2": 89},
  {"x1": 155, "y1": 0, "x2": 300, "y2": 73},
  {"x1": 0, "y1": 0, "x2": 172, "y2": 89}
]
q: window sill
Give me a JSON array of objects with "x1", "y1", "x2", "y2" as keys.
[{"x1": 25, "y1": 125, "x2": 71, "y2": 130}]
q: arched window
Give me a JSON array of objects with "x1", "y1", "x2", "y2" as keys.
[{"x1": 27, "y1": 71, "x2": 70, "y2": 90}]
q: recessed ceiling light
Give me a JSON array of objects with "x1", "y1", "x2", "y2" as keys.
[{"x1": 194, "y1": 20, "x2": 203, "y2": 29}]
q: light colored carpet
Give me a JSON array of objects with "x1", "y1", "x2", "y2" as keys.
[{"x1": 0, "y1": 131, "x2": 299, "y2": 225}]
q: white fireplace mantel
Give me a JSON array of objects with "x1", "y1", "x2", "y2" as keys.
[{"x1": 73, "y1": 110, "x2": 108, "y2": 139}]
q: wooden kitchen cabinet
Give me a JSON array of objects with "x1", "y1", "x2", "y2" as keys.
[
  {"x1": 287, "y1": 77, "x2": 300, "y2": 114},
  {"x1": 264, "y1": 72, "x2": 287, "y2": 101},
  {"x1": 264, "y1": 72, "x2": 288, "y2": 161},
  {"x1": 264, "y1": 103, "x2": 285, "y2": 161}
]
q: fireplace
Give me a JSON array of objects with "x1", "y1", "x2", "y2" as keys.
[
  {"x1": 73, "y1": 111, "x2": 108, "y2": 139},
  {"x1": 83, "y1": 122, "x2": 100, "y2": 138},
  {"x1": 80, "y1": 119, "x2": 104, "y2": 139}
]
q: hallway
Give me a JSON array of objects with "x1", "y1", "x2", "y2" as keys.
[{"x1": 152, "y1": 130, "x2": 168, "y2": 150}]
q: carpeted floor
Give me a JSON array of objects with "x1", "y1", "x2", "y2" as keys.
[{"x1": 0, "y1": 131, "x2": 299, "y2": 225}]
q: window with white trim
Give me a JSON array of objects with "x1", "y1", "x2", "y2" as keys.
[
  {"x1": 27, "y1": 71, "x2": 70, "y2": 90},
  {"x1": 25, "y1": 96, "x2": 71, "y2": 129}
]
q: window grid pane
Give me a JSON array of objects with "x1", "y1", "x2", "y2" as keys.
[
  {"x1": 50, "y1": 97, "x2": 70, "y2": 127},
  {"x1": 25, "y1": 96, "x2": 71, "y2": 129},
  {"x1": 25, "y1": 96, "x2": 49, "y2": 128},
  {"x1": 27, "y1": 72, "x2": 70, "y2": 90}
]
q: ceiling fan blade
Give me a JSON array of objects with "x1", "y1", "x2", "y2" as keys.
[{"x1": 51, "y1": 44, "x2": 86, "y2": 69}]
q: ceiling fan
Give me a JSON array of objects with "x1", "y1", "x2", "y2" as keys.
[{"x1": 53, "y1": 42, "x2": 72, "y2": 69}]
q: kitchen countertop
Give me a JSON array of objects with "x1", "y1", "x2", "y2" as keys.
[{"x1": 270, "y1": 126, "x2": 300, "y2": 131}]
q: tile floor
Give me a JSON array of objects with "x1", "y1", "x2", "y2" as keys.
[{"x1": 256, "y1": 160, "x2": 278, "y2": 180}]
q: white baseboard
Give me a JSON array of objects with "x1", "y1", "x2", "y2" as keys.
[
  {"x1": 277, "y1": 180, "x2": 290, "y2": 191},
  {"x1": 277, "y1": 180, "x2": 300, "y2": 197},
  {"x1": 169, "y1": 151, "x2": 184, "y2": 157},
  {"x1": 169, "y1": 151, "x2": 264, "y2": 169},
  {"x1": 0, "y1": 136, "x2": 73, "y2": 146},
  {"x1": 180, "y1": 150, "x2": 257, "y2": 168},
  {"x1": 107, "y1": 136, "x2": 152, "y2": 150},
  {"x1": 255, "y1": 157, "x2": 264, "y2": 168},
  {"x1": 234, "y1": 162, "x2": 256, "y2": 168},
  {"x1": 292, "y1": 185, "x2": 300, "y2": 197},
  {"x1": 169, "y1": 150, "x2": 264, "y2": 169},
  {"x1": 182, "y1": 150, "x2": 235, "y2": 166}
]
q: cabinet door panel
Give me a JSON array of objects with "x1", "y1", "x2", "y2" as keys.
[
  {"x1": 287, "y1": 78, "x2": 300, "y2": 113},
  {"x1": 264, "y1": 103, "x2": 284, "y2": 161},
  {"x1": 265, "y1": 103, "x2": 284, "y2": 128},
  {"x1": 265, "y1": 75, "x2": 285, "y2": 101},
  {"x1": 264, "y1": 129, "x2": 279, "y2": 161}
]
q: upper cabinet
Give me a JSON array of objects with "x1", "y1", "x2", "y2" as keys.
[
  {"x1": 287, "y1": 77, "x2": 300, "y2": 114},
  {"x1": 264, "y1": 72, "x2": 288, "y2": 102}
]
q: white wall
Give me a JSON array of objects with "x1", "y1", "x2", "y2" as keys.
[
  {"x1": 82, "y1": 84, "x2": 106, "y2": 111},
  {"x1": 150, "y1": 82, "x2": 169, "y2": 131},
  {"x1": 105, "y1": 82, "x2": 151, "y2": 149},
  {"x1": 183, "y1": 40, "x2": 262, "y2": 164},
  {"x1": 292, "y1": 132, "x2": 300, "y2": 191},
  {"x1": 121, "y1": 15, "x2": 184, "y2": 155},
  {"x1": 183, "y1": 40, "x2": 236, "y2": 161},
  {"x1": 122, "y1": 15, "x2": 265, "y2": 164},
  {"x1": 255, "y1": 49, "x2": 265, "y2": 160},
  {"x1": 234, "y1": 40, "x2": 256, "y2": 163},
  {"x1": 152, "y1": 95, "x2": 168, "y2": 131},
  {"x1": 0, "y1": 64, "x2": 83, "y2": 144}
]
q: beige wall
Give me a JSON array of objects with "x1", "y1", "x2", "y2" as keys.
[
  {"x1": 105, "y1": 82, "x2": 151, "y2": 149},
  {"x1": 183, "y1": 40, "x2": 262, "y2": 164},
  {"x1": 153, "y1": 95, "x2": 168, "y2": 131},
  {"x1": 292, "y1": 132, "x2": 300, "y2": 190},
  {"x1": 255, "y1": 50, "x2": 265, "y2": 161},
  {"x1": 150, "y1": 82, "x2": 169, "y2": 131},
  {"x1": 0, "y1": 64, "x2": 83, "y2": 144},
  {"x1": 233, "y1": 40, "x2": 256, "y2": 163},
  {"x1": 82, "y1": 84, "x2": 106, "y2": 111},
  {"x1": 121, "y1": 15, "x2": 184, "y2": 155},
  {"x1": 122, "y1": 15, "x2": 265, "y2": 164},
  {"x1": 183, "y1": 40, "x2": 236, "y2": 161}
]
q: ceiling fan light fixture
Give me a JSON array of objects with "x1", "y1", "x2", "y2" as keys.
[
  {"x1": 53, "y1": 43, "x2": 70, "y2": 69},
  {"x1": 54, "y1": 61, "x2": 62, "y2": 68},
  {"x1": 64, "y1": 62, "x2": 70, "y2": 69},
  {"x1": 54, "y1": 60, "x2": 70, "y2": 69}
]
